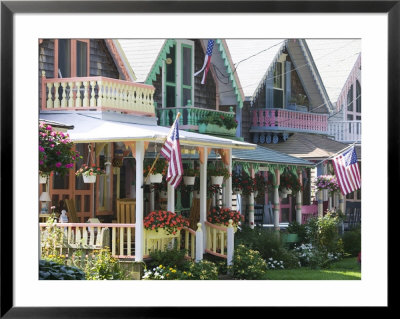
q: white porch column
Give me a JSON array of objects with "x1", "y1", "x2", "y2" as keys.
[
  {"x1": 135, "y1": 141, "x2": 144, "y2": 262},
  {"x1": 296, "y1": 169, "x2": 303, "y2": 224},
  {"x1": 226, "y1": 149, "x2": 233, "y2": 209},
  {"x1": 339, "y1": 192, "x2": 345, "y2": 213},
  {"x1": 150, "y1": 187, "x2": 155, "y2": 212},
  {"x1": 318, "y1": 190, "x2": 324, "y2": 218},
  {"x1": 199, "y1": 147, "x2": 208, "y2": 252},
  {"x1": 273, "y1": 168, "x2": 280, "y2": 231},
  {"x1": 249, "y1": 165, "x2": 255, "y2": 229},
  {"x1": 167, "y1": 184, "x2": 175, "y2": 212},
  {"x1": 296, "y1": 190, "x2": 302, "y2": 224}
]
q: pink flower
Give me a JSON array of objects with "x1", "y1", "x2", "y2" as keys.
[
  {"x1": 39, "y1": 146, "x2": 45, "y2": 152},
  {"x1": 55, "y1": 162, "x2": 62, "y2": 168}
]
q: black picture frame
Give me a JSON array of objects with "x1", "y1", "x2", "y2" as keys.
[{"x1": 1, "y1": 1, "x2": 395, "y2": 317}]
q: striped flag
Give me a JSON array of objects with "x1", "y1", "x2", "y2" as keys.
[
  {"x1": 160, "y1": 118, "x2": 183, "y2": 189},
  {"x1": 194, "y1": 39, "x2": 215, "y2": 84},
  {"x1": 332, "y1": 146, "x2": 361, "y2": 195}
]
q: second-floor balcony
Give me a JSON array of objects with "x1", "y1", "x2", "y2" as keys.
[
  {"x1": 250, "y1": 108, "x2": 328, "y2": 135},
  {"x1": 41, "y1": 74, "x2": 155, "y2": 116},
  {"x1": 157, "y1": 106, "x2": 237, "y2": 137},
  {"x1": 328, "y1": 121, "x2": 361, "y2": 143}
]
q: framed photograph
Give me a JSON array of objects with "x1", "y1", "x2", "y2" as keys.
[{"x1": 1, "y1": 0, "x2": 396, "y2": 316}]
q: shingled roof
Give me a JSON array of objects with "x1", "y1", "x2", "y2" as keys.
[{"x1": 264, "y1": 133, "x2": 361, "y2": 161}]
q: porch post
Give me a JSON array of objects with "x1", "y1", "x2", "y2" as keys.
[
  {"x1": 150, "y1": 187, "x2": 155, "y2": 212},
  {"x1": 167, "y1": 184, "x2": 175, "y2": 212},
  {"x1": 249, "y1": 164, "x2": 255, "y2": 229},
  {"x1": 296, "y1": 169, "x2": 302, "y2": 224},
  {"x1": 224, "y1": 149, "x2": 233, "y2": 209},
  {"x1": 135, "y1": 141, "x2": 144, "y2": 262},
  {"x1": 339, "y1": 192, "x2": 345, "y2": 213},
  {"x1": 318, "y1": 190, "x2": 323, "y2": 218},
  {"x1": 199, "y1": 147, "x2": 208, "y2": 252},
  {"x1": 273, "y1": 168, "x2": 280, "y2": 231}
]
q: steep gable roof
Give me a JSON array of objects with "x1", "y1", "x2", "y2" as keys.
[
  {"x1": 116, "y1": 39, "x2": 244, "y2": 107},
  {"x1": 305, "y1": 39, "x2": 361, "y2": 104}
]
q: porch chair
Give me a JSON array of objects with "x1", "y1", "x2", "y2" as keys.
[{"x1": 64, "y1": 198, "x2": 79, "y2": 223}]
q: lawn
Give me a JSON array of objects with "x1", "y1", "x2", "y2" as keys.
[{"x1": 264, "y1": 257, "x2": 361, "y2": 280}]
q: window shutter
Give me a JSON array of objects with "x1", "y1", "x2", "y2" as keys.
[{"x1": 285, "y1": 61, "x2": 291, "y2": 107}]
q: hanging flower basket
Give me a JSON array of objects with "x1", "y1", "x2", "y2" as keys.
[
  {"x1": 83, "y1": 175, "x2": 97, "y2": 183},
  {"x1": 149, "y1": 173, "x2": 163, "y2": 184},
  {"x1": 234, "y1": 188, "x2": 242, "y2": 195},
  {"x1": 281, "y1": 187, "x2": 292, "y2": 195},
  {"x1": 211, "y1": 176, "x2": 224, "y2": 185},
  {"x1": 39, "y1": 173, "x2": 48, "y2": 184},
  {"x1": 183, "y1": 176, "x2": 196, "y2": 186}
]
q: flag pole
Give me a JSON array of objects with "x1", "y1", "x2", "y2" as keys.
[
  {"x1": 313, "y1": 140, "x2": 360, "y2": 167},
  {"x1": 142, "y1": 112, "x2": 181, "y2": 187}
]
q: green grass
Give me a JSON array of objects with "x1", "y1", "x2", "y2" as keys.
[{"x1": 264, "y1": 257, "x2": 361, "y2": 280}]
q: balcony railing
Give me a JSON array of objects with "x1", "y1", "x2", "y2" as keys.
[
  {"x1": 328, "y1": 121, "x2": 361, "y2": 143},
  {"x1": 41, "y1": 74, "x2": 155, "y2": 116},
  {"x1": 157, "y1": 106, "x2": 236, "y2": 135},
  {"x1": 251, "y1": 108, "x2": 328, "y2": 134}
]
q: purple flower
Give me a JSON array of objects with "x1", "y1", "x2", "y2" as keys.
[
  {"x1": 39, "y1": 146, "x2": 45, "y2": 152},
  {"x1": 55, "y1": 162, "x2": 62, "y2": 168}
]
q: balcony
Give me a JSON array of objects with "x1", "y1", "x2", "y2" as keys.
[
  {"x1": 327, "y1": 121, "x2": 361, "y2": 143},
  {"x1": 157, "y1": 106, "x2": 237, "y2": 137},
  {"x1": 41, "y1": 75, "x2": 155, "y2": 116},
  {"x1": 251, "y1": 108, "x2": 328, "y2": 135}
]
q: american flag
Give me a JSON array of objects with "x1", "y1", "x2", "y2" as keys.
[
  {"x1": 332, "y1": 146, "x2": 361, "y2": 195},
  {"x1": 194, "y1": 39, "x2": 215, "y2": 84},
  {"x1": 160, "y1": 118, "x2": 183, "y2": 188}
]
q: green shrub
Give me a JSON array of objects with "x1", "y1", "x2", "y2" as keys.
[
  {"x1": 147, "y1": 244, "x2": 190, "y2": 271},
  {"x1": 305, "y1": 213, "x2": 341, "y2": 253},
  {"x1": 270, "y1": 248, "x2": 301, "y2": 269},
  {"x1": 84, "y1": 248, "x2": 127, "y2": 280},
  {"x1": 341, "y1": 227, "x2": 361, "y2": 257},
  {"x1": 142, "y1": 265, "x2": 182, "y2": 280},
  {"x1": 186, "y1": 260, "x2": 219, "y2": 280},
  {"x1": 39, "y1": 259, "x2": 85, "y2": 280},
  {"x1": 230, "y1": 244, "x2": 268, "y2": 279}
]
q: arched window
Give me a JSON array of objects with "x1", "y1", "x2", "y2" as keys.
[
  {"x1": 347, "y1": 84, "x2": 353, "y2": 112},
  {"x1": 356, "y1": 80, "x2": 361, "y2": 113}
]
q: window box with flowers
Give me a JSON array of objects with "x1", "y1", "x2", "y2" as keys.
[
  {"x1": 314, "y1": 175, "x2": 340, "y2": 193},
  {"x1": 144, "y1": 160, "x2": 167, "y2": 184},
  {"x1": 143, "y1": 211, "x2": 189, "y2": 254},
  {"x1": 208, "y1": 164, "x2": 230, "y2": 186},
  {"x1": 207, "y1": 206, "x2": 241, "y2": 232},
  {"x1": 75, "y1": 163, "x2": 106, "y2": 183},
  {"x1": 39, "y1": 122, "x2": 81, "y2": 183},
  {"x1": 198, "y1": 113, "x2": 238, "y2": 136}
]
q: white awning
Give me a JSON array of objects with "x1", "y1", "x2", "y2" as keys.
[{"x1": 39, "y1": 112, "x2": 256, "y2": 150}]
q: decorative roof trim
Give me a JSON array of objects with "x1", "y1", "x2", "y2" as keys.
[
  {"x1": 145, "y1": 39, "x2": 176, "y2": 85},
  {"x1": 216, "y1": 39, "x2": 244, "y2": 108},
  {"x1": 104, "y1": 39, "x2": 135, "y2": 82},
  {"x1": 251, "y1": 40, "x2": 287, "y2": 102}
]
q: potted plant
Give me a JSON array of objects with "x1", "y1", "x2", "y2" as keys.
[
  {"x1": 144, "y1": 160, "x2": 167, "y2": 184},
  {"x1": 207, "y1": 206, "x2": 241, "y2": 232},
  {"x1": 143, "y1": 210, "x2": 189, "y2": 236},
  {"x1": 75, "y1": 163, "x2": 106, "y2": 183},
  {"x1": 314, "y1": 175, "x2": 340, "y2": 193},
  {"x1": 283, "y1": 221, "x2": 301, "y2": 244},
  {"x1": 208, "y1": 164, "x2": 230, "y2": 185},
  {"x1": 240, "y1": 172, "x2": 257, "y2": 196},
  {"x1": 232, "y1": 171, "x2": 243, "y2": 195},
  {"x1": 39, "y1": 122, "x2": 82, "y2": 182},
  {"x1": 183, "y1": 167, "x2": 198, "y2": 186}
]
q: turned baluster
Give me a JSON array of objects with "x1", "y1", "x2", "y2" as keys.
[
  {"x1": 60, "y1": 82, "x2": 67, "y2": 107},
  {"x1": 53, "y1": 82, "x2": 60, "y2": 108},
  {"x1": 90, "y1": 81, "x2": 96, "y2": 107}
]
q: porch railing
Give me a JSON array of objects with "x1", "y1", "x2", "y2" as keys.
[
  {"x1": 40, "y1": 222, "x2": 136, "y2": 259},
  {"x1": 41, "y1": 74, "x2": 155, "y2": 116},
  {"x1": 251, "y1": 108, "x2": 328, "y2": 134},
  {"x1": 205, "y1": 220, "x2": 234, "y2": 265},
  {"x1": 327, "y1": 120, "x2": 361, "y2": 143},
  {"x1": 157, "y1": 106, "x2": 235, "y2": 129}
]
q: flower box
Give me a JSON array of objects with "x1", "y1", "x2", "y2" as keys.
[
  {"x1": 149, "y1": 173, "x2": 163, "y2": 183},
  {"x1": 144, "y1": 228, "x2": 181, "y2": 254},
  {"x1": 83, "y1": 175, "x2": 97, "y2": 183},
  {"x1": 183, "y1": 176, "x2": 195, "y2": 185},
  {"x1": 211, "y1": 176, "x2": 224, "y2": 185}
]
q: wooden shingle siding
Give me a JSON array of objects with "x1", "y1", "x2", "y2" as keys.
[
  {"x1": 194, "y1": 40, "x2": 216, "y2": 109},
  {"x1": 241, "y1": 101, "x2": 252, "y2": 142},
  {"x1": 153, "y1": 72, "x2": 163, "y2": 107},
  {"x1": 89, "y1": 40, "x2": 119, "y2": 79},
  {"x1": 39, "y1": 39, "x2": 55, "y2": 107}
]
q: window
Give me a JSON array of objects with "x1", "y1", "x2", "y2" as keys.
[
  {"x1": 163, "y1": 40, "x2": 194, "y2": 108},
  {"x1": 356, "y1": 80, "x2": 361, "y2": 113},
  {"x1": 55, "y1": 39, "x2": 90, "y2": 78},
  {"x1": 347, "y1": 85, "x2": 353, "y2": 112},
  {"x1": 273, "y1": 62, "x2": 284, "y2": 108}
]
